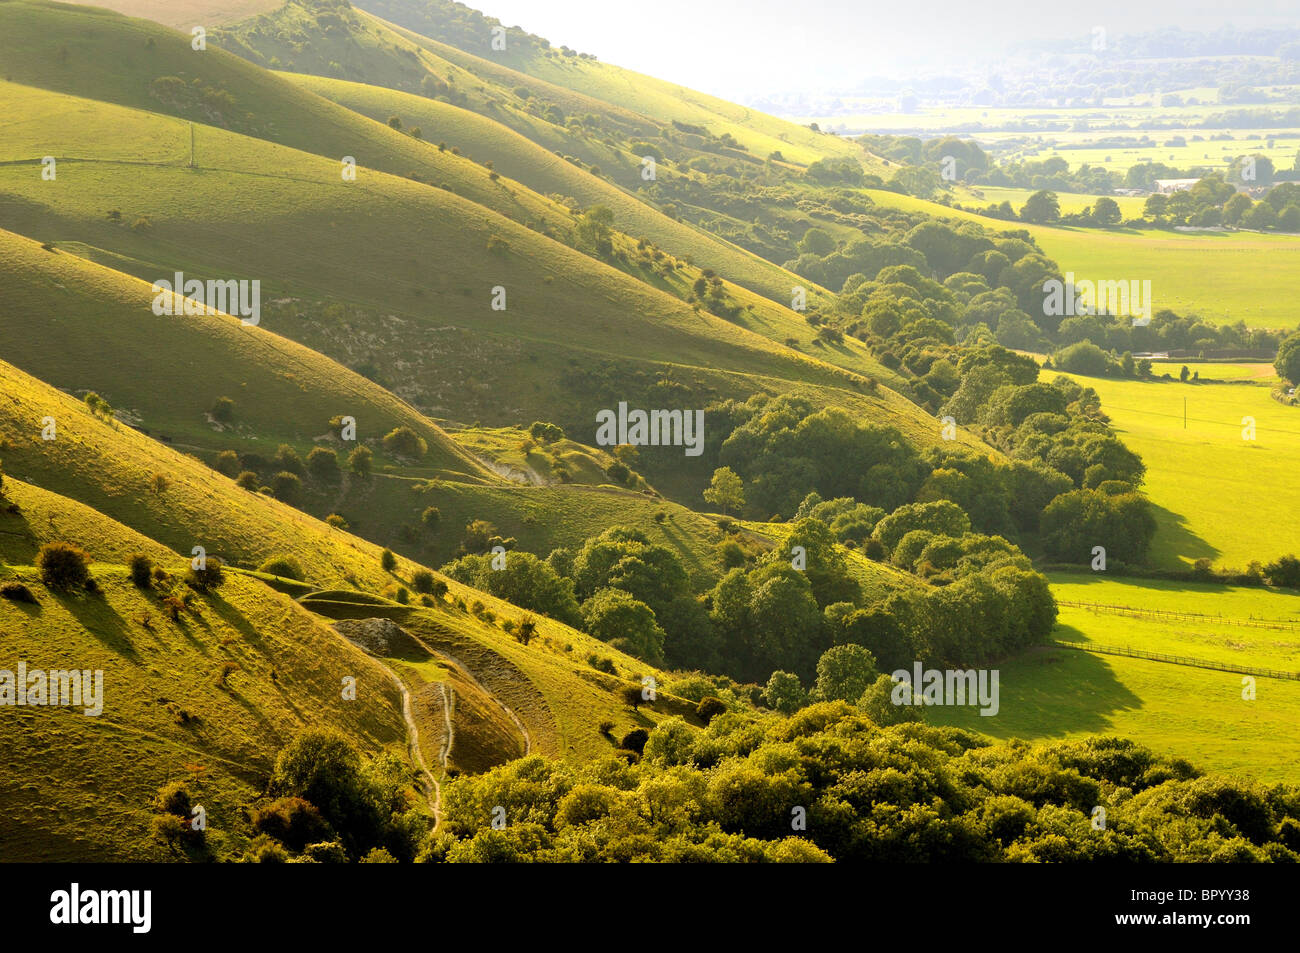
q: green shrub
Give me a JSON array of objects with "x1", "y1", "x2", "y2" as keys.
[
  {"x1": 36, "y1": 542, "x2": 90, "y2": 590},
  {"x1": 129, "y1": 554, "x2": 153, "y2": 588},
  {"x1": 258, "y1": 555, "x2": 305, "y2": 581}
]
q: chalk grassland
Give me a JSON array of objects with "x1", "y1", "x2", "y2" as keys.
[
  {"x1": 356, "y1": 2, "x2": 890, "y2": 174},
  {"x1": 0, "y1": 81, "x2": 926, "y2": 427},
  {"x1": 0, "y1": 227, "x2": 493, "y2": 482},
  {"x1": 864, "y1": 189, "x2": 1300, "y2": 328},
  {"x1": 0, "y1": 479, "x2": 407, "y2": 861},
  {"x1": 924, "y1": 573, "x2": 1300, "y2": 783},
  {"x1": 1057, "y1": 372, "x2": 1300, "y2": 570},
  {"x1": 0, "y1": 353, "x2": 675, "y2": 698},
  {"x1": 0, "y1": 221, "x2": 742, "y2": 569},
  {"x1": 283, "y1": 73, "x2": 848, "y2": 315}
]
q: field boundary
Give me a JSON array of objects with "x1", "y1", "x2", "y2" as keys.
[
  {"x1": 1053, "y1": 639, "x2": 1300, "y2": 681},
  {"x1": 1057, "y1": 599, "x2": 1300, "y2": 631}
]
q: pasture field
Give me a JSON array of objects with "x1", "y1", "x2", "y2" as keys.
[
  {"x1": 865, "y1": 189, "x2": 1300, "y2": 327},
  {"x1": 926, "y1": 571, "x2": 1300, "y2": 783},
  {"x1": 1056, "y1": 372, "x2": 1300, "y2": 570},
  {"x1": 927, "y1": 642, "x2": 1300, "y2": 784}
]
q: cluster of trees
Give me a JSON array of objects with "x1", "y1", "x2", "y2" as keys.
[
  {"x1": 703, "y1": 351, "x2": 1152, "y2": 563},
  {"x1": 1143, "y1": 178, "x2": 1300, "y2": 230},
  {"x1": 416, "y1": 705, "x2": 1300, "y2": 862},
  {"x1": 1052, "y1": 310, "x2": 1281, "y2": 362},
  {"x1": 236, "y1": 730, "x2": 431, "y2": 863}
]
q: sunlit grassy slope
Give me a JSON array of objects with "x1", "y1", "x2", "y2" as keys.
[
  {"x1": 355, "y1": 1, "x2": 889, "y2": 174},
  {"x1": 0, "y1": 478, "x2": 407, "y2": 861},
  {"x1": 0, "y1": 357, "x2": 694, "y2": 788},
  {"x1": 0, "y1": 82, "x2": 958, "y2": 454},
  {"x1": 284, "y1": 74, "x2": 842, "y2": 311},
  {"x1": 0, "y1": 226, "x2": 492, "y2": 481},
  {"x1": 1056, "y1": 372, "x2": 1300, "y2": 569}
]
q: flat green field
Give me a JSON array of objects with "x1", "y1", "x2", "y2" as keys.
[
  {"x1": 866, "y1": 189, "x2": 1300, "y2": 327},
  {"x1": 927, "y1": 573, "x2": 1300, "y2": 783},
  {"x1": 1059, "y1": 372, "x2": 1300, "y2": 569},
  {"x1": 967, "y1": 186, "x2": 1148, "y2": 218},
  {"x1": 1148, "y1": 361, "x2": 1279, "y2": 383}
]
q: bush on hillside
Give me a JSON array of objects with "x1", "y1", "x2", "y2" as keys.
[{"x1": 36, "y1": 542, "x2": 90, "y2": 590}]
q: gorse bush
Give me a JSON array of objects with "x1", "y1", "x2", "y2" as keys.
[{"x1": 36, "y1": 542, "x2": 90, "y2": 590}]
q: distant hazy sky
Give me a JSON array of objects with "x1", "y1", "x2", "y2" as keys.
[{"x1": 476, "y1": 0, "x2": 1300, "y2": 99}]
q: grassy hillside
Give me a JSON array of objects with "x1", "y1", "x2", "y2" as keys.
[
  {"x1": 0, "y1": 225, "x2": 492, "y2": 481},
  {"x1": 355, "y1": 0, "x2": 888, "y2": 174},
  {"x1": 284, "y1": 74, "x2": 845, "y2": 313},
  {"x1": 0, "y1": 479, "x2": 408, "y2": 861},
  {"x1": 0, "y1": 80, "x2": 962, "y2": 460}
]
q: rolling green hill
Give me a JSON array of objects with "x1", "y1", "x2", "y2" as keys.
[
  {"x1": 355, "y1": 0, "x2": 890, "y2": 173},
  {"x1": 0, "y1": 225, "x2": 492, "y2": 481},
  {"x1": 0, "y1": 77, "x2": 962, "y2": 458},
  {"x1": 0, "y1": 478, "x2": 408, "y2": 861}
]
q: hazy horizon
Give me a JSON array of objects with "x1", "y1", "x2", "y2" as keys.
[{"x1": 474, "y1": 0, "x2": 1300, "y2": 101}]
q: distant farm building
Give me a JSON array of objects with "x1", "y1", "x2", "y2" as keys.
[{"x1": 1154, "y1": 178, "x2": 1201, "y2": 194}]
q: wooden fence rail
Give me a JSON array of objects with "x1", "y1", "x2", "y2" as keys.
[
  {"x1": 1053, "y1": 639, "x2": 1300, "y2": 681},
  {"x1": 1056, "y1": 600, "x2": 1300, "y2": 632}
]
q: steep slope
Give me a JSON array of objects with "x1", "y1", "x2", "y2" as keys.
[
  {"x1": 0, "y1": 355, "x2": 686, "y2": 744},
  {"x1": 355, "y1": 0, "x2": 889, "y2": 173},
  {"x1": 286, "y1": 74, "x2": 854, "y2": 321},
  {"x1": 0, "y1": 480, "x2": 407, "y2": 861},
  {"x1": 0, "y1": 80, "x2": 952, "y2": 453},
  {"x1": 0, "y1": 226, "x2": 492, "y2": 481}
]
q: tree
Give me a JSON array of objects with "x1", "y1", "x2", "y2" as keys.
[
  {"x1": 703, "y1": 466, "x2": 745, "y2": 515},
  {"x1": 583, "y1": 589, "x2": 666, "y2": 664},
  {"x1": 763, "y1": 671, "x2": 806, "y2": 714},
  {"x1": 37, "y1": 542, "x2": 90, "y2": 590},
  {"x1": 797, "y1": 227, "x2": 836, "y2": 257},
  {"x1": 214, "y1": 450, "x2": 240, "y2": 476},
  {"x1": 271, "y1": 471, "x2": 302, "y2": 503},
  {"x1": 421, "y1": 506, "x2": 442, "y2": 531},
  {"x1": 187, "y1": 556, "x2": 225, "y2": 592},
  {"x1": 307, "y1": 447, "x2": 340, "y2": 480},
  {"x1": 129, "y1": 554, "x2": 153, "y2": 588},
  {"x1": 348, "y1": 446, "x2": 373, "y2": 477},
  {"x1": 1020, "y1": 190, "x2": 1061, "y2": 224},
  {"x1": 275, "y1": 445, "x2": 306, "y2": 476},
  {"x1": 1275, "y1": 332, "x2": 1300, "y2": 384},
  {"x1": 858, "y1": 672, "x2": 923, "y2": 726},
  {"x1": 381, "y1": 549, "x2": 397, "y2": 572},
  {"x1": 1091, "y1": 196, "x2": 1121, "y2": 225},
  {"x1": 259, "y1": 555, "x2": 305, "y2": 581},
  {"x1": 211, "y1": 396, "x2": 235, "y2": 422},
  {"x1": 814, "y1": 644, "x2": 878, "y2": 702},
  {"x1": 440, "y1": 551, "x2": 581, "y2": 626},
  {"x1": 696, "y1": 696, "x2": 726, "y2": 724}
]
